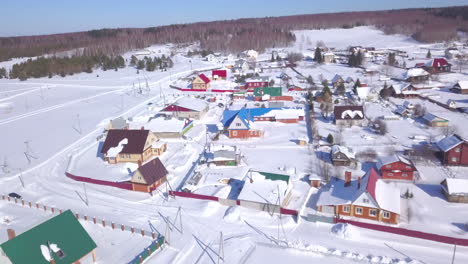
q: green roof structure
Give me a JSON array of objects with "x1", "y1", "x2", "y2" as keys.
[
  {"x1": 0, "y1": 210, "x2": 97, "y2": 264},
  {"x1": 253, "y1": 87, "x2": 282, "y2": 97},
  {"x1": 257, "y1": 171, "x2": 290, "y2": 183}
]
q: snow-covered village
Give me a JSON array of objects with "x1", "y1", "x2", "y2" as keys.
[{"x1": 1, "y1": 2, "x2": 468, "y2": 264}]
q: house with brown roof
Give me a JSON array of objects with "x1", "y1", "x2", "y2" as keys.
[
  {"x1": 100, "y1": 129, "x2": 166, "y2": 164},
  {"x1": 192, "y1": 74, "x2": 211, "y2": 90},
  {"x1": 131, "y1": 158, "x2": 168, "y2": 192},
  {"x1": 334, "y1": 105, "x2": 365, "y2": 127}
]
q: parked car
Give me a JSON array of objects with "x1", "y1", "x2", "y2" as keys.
[{"x1": 8, "y1": 192, "x2": 21, "y2": 199}]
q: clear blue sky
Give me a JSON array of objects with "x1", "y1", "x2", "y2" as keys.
[{"x1": 2, "y1": 0, "x2": 468, "y2": 37}]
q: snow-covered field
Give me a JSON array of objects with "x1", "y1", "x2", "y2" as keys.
[{"x1": 1, "y1": 26, "x2": 468, "y2": 264}]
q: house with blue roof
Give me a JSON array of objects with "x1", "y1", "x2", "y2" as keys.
[{"x1": 221, "y1": 107, "x2": 304, "y2": 138}]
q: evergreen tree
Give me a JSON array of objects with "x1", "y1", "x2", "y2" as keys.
[
  {"x1": 327, "y1": 134, "x2": 334, "y2": 144},
  {"x1": 348, "y1": 51, "x2": 356, "y2": 67},
  {"x1": 314, "y1": 47, "x2": 323, "y2": 63},
  {"x1": 354, "y1": 78, "x2": 362, "y2": 89},
  {"x1": 426, "y1": 50, "x2": 432, "y2": 59},
  {"x1": 356, "y1": 50, "x2": 363, "y2": 66},
  {"x1": 130, "y1": 55, "x2": 137, "y2": 66},
  {"x1": 276, "y1": 55, "x2": 281, "y2": 61},
  {"x1": 271, "y1": 53, "x2": 275, "y2": 62},
  {"x1": 388, "y1": 53, "x2": 396, "y2": 66},
  {"x1": 0, "y1": 67, "x2": 7, "y2": 79},
  {"x1": 137, "y1": 60, "x2": 145, "y2": 70},
  {"x1": 336, "y1": 82, "x2": 345, "y2": 96}
]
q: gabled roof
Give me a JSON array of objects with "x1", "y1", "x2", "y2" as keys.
[
  {"x1": 212, "y1": 70, "x2": 227, "y2": 78},
  {"x1": 400, "y1": 68, "x2": 429, "y2": 80},
  {"x1": 390, "y1": 83, "x2": 414, "y2": 95},
  {"x1": 247, "y1": 76, "x2": 270, "y2": 83},
  {"x1": 436, "y1": 134, "x2": 465, "y2": 152},
  {"x1": 0, "y1": 210, "x2": 96, "y2": 264},
  {"x1": 331, "y1": 145, "x2": 355, "y2": 159},
  {"x1": 376, "y1": 154, "x2": 413, "y2": 170},
  {"x1": 137, "y1": 158, "x2": 168, "y2": 185},
  {"x1": 454, "y1": 81, "x2": 468, "y2": 90},
  {"x1": 424, "y1": 58, "x2": 451, "y2": 68},
  {"x1": 317, "y1": 168, "x2": 400, "y2": 214},
  {"x1": 441, "y1": 178, "x2": 468, "y2": 195},
  {"x1": 197, "y1": 73, "x2": 211, "y2": 84},
  {"x1": 101, "y1": 129, "x2": 150, "y2": 154},
  {"x1": 334, "y1": 105, "x2": 364, "y2": 120},
  {"x1": 422, "y1": 113, "x2": 448, "y2": 123},
  {"x1": 163, "y1": 97, "x2": 209, "y2": 112},
  {"x1": 332, "y1": 74, "x2": 343, "y2": 84}
]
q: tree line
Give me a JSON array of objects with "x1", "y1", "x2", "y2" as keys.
[
  {"x1": 8, "y1": 55, "x2": 125, "y2": 80},
  {"x1": 0, "y1": 6, "x2": 467, "y2": 62}
]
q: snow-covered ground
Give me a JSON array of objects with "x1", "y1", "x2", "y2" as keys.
[{"x1": 1, "y1": 27, "x2": 468, "y2": 264}]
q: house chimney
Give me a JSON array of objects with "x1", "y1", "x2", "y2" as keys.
[
  {"x1": 7, "y1": 229, "x2": 16, "y2": 240},
  {"x1": 357, "y1": 177, "x2": 361, "y2": 189},
  {"x1": 50, "y1": 260, "x2": 56, "y2": 264},
  {"x1": 138, "y1": 160, "x2": 142, "y2": 168},
  {"x1": 344, "y1": 171, "x2": 351, "y2": 187}
]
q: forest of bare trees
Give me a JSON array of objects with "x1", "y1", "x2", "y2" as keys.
[{"x1": 0, "y1": 6, "x2": 467, "y2": 62}]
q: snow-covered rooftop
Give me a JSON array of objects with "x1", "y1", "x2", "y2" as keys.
[
  {"x1": 442, "y1": 178, "x2": 468, "y2": 195},
  {"x1": 436, "y1": 135, "x2": 465, "y2": 152},
  {"x1": 107, "y1": 138, "x2": 128, "y2": 158},
  {"x1": 238, "y1": 172, "x2": 290, "y2": 205},
  {"x1": 331, "y1": 145, "x2": 355, "y2": 159},
  {"x1": 376, "y1": 154, "x2": 412, "y2": 170}
]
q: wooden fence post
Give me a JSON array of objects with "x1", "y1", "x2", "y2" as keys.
[
  {"x1": 139, "y1": 256, "x2": 143, "y2": 263},
  {"x1": 102, "y1": 219, "x2": 106, "y2": 227},
  {"x1": 131, "y1": 227, "x2": 135, "y2": 234},
  {"x1": 75, "y1": 213, "x2": 79, "y2": 219},
  {"x1": 152, "y1": 232, "x2": 156, "y2": 239},
  {"x1": 121, "y1": 224, "x2": 125, "y2": 231},
  {"x1": 14, "y1": 199, "x2": 17, "y2": 204},
  {"x1": 93, "y1": 217, "x2": 96, "y2": 224},
  {"x1": 43, "y1": 205, "x2": 47, "y2": 212},
  {"x1": 59, "y1": 209, "x2": 63, "y2": 214},
  {"x1": 36, "y1": 203, "x2": 40, "y2": 209},
  {"x1": 51, "y1": 208, "x2": 55, "y2": 213},
  {"x1": 111, "y1": 222, "x2": 115, "y2": 229},
  {"x1": 84, "y1": 215, "x2": 88, "y2": 221},
  {"x1": 141, "y1": 229, "x2": 145, "y2": 237},
  {"x1": 21, "y1": 200, "x2": 25, "y2": 206},
  {"x1": 28, "y1": 202, "x2": 32, "y2": 208}
]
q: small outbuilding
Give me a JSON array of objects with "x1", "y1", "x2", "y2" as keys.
[{"x1": 441, "y1": 178, "x2": 468, "y2": 203}]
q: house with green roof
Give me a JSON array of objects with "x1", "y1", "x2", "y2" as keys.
[
  {"x1": 253, "y1": 87, "x2": 282, "y2": 98},
  {"x1": 0, "y1": 210, "x2": 97, "y2": 264}
]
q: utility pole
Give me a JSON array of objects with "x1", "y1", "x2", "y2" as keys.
[
  {"x1": 451, "y1": 244, "x2": 457, "y2": 264},
  {"x1": 218, "y1": 232, "x2": 224, "y2": 264},
  {"x1": 164, "y1": 216, "x2": 171, "y2": 245},
  {"x1": 18, "y1": 168, "x2": 25, "y2": 188}
]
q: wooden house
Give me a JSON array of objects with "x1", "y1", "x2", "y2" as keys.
[
  {"x1": 192, "y1": 74, "x2": 211, "y2": 90},
  {"x1": 333, "y1": 105, "x2": 365, "y2": 127},
  {"x1": 0, "y1": 210, "x2": 97, "y2": 264},
  {"x1": 317, "y1": 168, "x2": 400, "y2": 224},
  {"x1": 160, "y1": 97, "x2": 209, "y2": 119},
  {"x1": 331, "y1": 74, "x2": 344, "y2": 88},
  {"x1": 421, "y1": 113, "x2": 449, "y2": 127},
  {"x1": 101, "y1": 129, "x2": 166, "y2": 164},
  {"x1": 131, "y1": 158, "x2": 168, "y2": 192},
  {"x1": 388, "y1": 83, "x2": 419, "y2": 98},
  {"x1": 451, "y1": 81, "x2": 468, "y2": 94},
  {"x1": 207, "y1": 145, "x2": 240, "y2": 166},
  {"x1": 106, "y1": 116, "x2": 128, "y2": 130},
  {"x1": 212, "y1": 70, "x2": 227, "y2": 80},
  {"x1": 246, "y1": 76, "x2": 269, "y2": 89},
  {"x1": 253, "y1": 87, "x2": 282, "y2": 101},
  {"x1": 436, "y1": 134, "x2": 468, "y2": 166},
  {"x1": 323, "y1": 52, "x2": 335, "y2": 63},
  {"x1": 331, "y1": 145, "x2": 356, "y2": 166},
  {"x1": 377, "y1": 154, "x2": 417, "y2": 181},
  {"x1": 399, "y1": 68, "x2": 430, "y2": 83},
  {"x1": 419, "y1": 58, "x2": 451, "y2": 74},
  {"x1": 441, "y1": 178, "x2": 468, "y2": 203}
]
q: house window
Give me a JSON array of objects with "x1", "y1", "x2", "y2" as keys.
[
  {"x1": 452, "y1": 157, "x2": 458, "y2": 162},
  {"x1": 343, "y1": 206, "x2": 350, "y2": 213},
  {"x1": 405, "y1": 165, "x2": 412, "y2": 169},
  {"x1": 455, "y1": 148, "x2": 460, "y2": 153},
  {"x1": 363, "y1": 198, "x2": 369, "y2": 203},
  {"x1": 236, "y1": 123, "x2": 242, "y2": 127},
  {"x1": 402, "y1": 173, "x2": 408, "y2": 177},
  {"x1": 355, "y1": 207, "x2": 363, "y2": 215},
  {"x1": 387, "y1": 173, "x2": 394, "y2": 176},
  {"x1": 369, "y1": 209, "x2": 377, "y2": 217},
  {"x1": 232, "y1": 131, "x2": 237, "y2": 136},
  {"x1": 386, "y1": 165, "x2": 391, "y2": 168},
  {"x1": 383, "y1": 211, "x2": 391, "y2": 219}
]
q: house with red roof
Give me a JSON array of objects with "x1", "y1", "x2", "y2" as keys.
[
  {"x1": 212, "y1": 70, "x2": 227, "y2": 80},
  {"x1": 192, "y1": 73, "x2": 211, "y2": 90},
  {"x1": 418, "y1": 58, "x2": 451, "y2": 74},
  {"x1": 131, "y1": 158, "x2": 168, "y2": 192},
  {"x1": 377, "y1": 154, "x2": 417, "y2": 181},
  {"x1": 316, "y1": 168, "x2": 401, "y2": 224},
  {"x1": 100, "y1": 129, "x2": 166, "y2": 164}
]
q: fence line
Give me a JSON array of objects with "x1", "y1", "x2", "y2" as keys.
[
  {"x1": 65, "y1": 172, "x2": 133, "y2": 191},
  {"x1": 336, "y1": 218, "x2": 468, "y2": 247},
  {"x1": 168, "y1": 191, "x2": 298, "y2": 216},
  {"x1": 128, "y1": 236, "x2": 165, "y2": 264},
  {"x1": 1, "y1": 194, "x2": 160, "y2": 240}
]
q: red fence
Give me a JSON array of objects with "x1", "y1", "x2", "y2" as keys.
[
  {"x1": 168, "y1": 191, "x2": 219, "y2": 201},
  {"x1": 280, "y1": 208, "x2": 299, "y2": 216},
  {"x1": 336, "y1": 218, "x2": 468, "y2": 246},
  {"x1": 169, "y1": 86, "x2": 236, "y2": 93},
  {"x1": 65, "y1": 172, "x2": 133, "y2": 191}
]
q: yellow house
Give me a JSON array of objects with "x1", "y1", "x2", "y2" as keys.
[
  {"x1": 192, "y1": 73, "x2": 211, "y2": 90},
  {"x1": 131, "y1": 158, "x2": 168, "y2": 192},
  {"x1": 101, "y1": 129, "x2": 167, "y2": 164}
]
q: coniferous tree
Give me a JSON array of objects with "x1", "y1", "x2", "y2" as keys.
[
  {"x1": 354, "y1": 78, "x2": 362, "y2": 89},
  {"x1": 348, "y1": 51, "x2": 356, "y2": 67},
  {"x1": 388, "y1": 53, "x2": 396, "y2": 66},
  {"x1": 336, "y1": 82, "x2": 345, "y2": 96},
  {"x1": 314, "y1": 47, "x2": 323, "y2": 63},
  {"x1": 137, "y1": 60, "x2": 145, "y2": 70},
  {"x1": 426, "y1": 50, "x2": 432, "y2": 59},
  {"x1": 130, "y1": 55, "x2": 137, "y2": 66}
]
